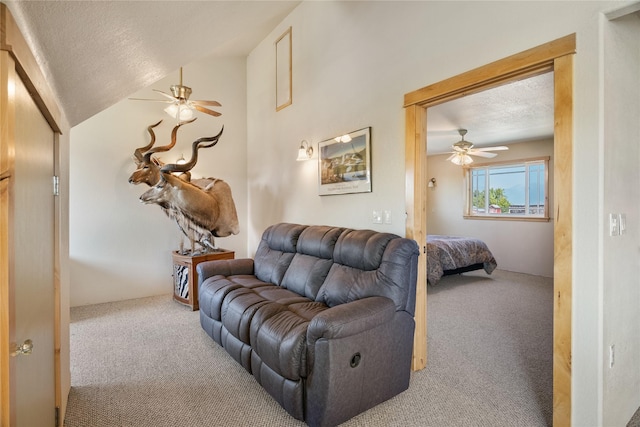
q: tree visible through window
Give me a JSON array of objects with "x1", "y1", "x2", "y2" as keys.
[{"x1": 466, "y1": 158, "x2": 549, "y2": 219}]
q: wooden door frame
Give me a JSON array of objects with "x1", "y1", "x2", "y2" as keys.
[
  {"x1": 404, "y1": 34, "x2": 575, "y2": 427},
  {"x1": 1, "y1": 4, "x2": 64, "y2": 425}
]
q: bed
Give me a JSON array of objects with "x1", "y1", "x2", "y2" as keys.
[{"x1": 426, "y1": 235, "x2": 498, "y2": 285}]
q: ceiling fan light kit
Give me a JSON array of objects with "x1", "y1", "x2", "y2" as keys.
[
  {"x1": 130, "y1": 67, "x2": 222, "y2": 122},
  {"x1": 450, "y1": 153, "x2": 474, "y2": 166},
  {"x1": 164, "y1": 103, "x2": 194, "y2": 121},
  {"x1": 446, "y1": 129, "x2": 508, "y2": 166}
]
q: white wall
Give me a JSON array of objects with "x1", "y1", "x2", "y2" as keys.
[
  {"x1": 427, "y1": 139, "x2": 554, "y2": 277},
  {"x1": 602, "y1": 10, "x2": 640, "y2": 426},
  {"x1": 70, "y1": 56, "x2": 247, "y2": 307},
  {"x1": 245, "y1": 1, "x2": 634, "y2": 425}
]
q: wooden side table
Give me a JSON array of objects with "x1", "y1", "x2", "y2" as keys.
[{"x1": 172, "y1": 249, "x2": 235, "y2": 310}]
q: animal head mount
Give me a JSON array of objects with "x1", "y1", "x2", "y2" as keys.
[
  {"x1": 160, "y1": 126, "x2": 224, "y2": 175},
  {"x1": 132, "y1": 122, "x2": 237, "y2": 253},
  {"x1": 132, "y1": 120, "x2": 162, "y2": 167},
  {"x1": 128, "y1": 119, "x2": 196, "y2": 186},
  {"x1": 140, "y1": 173, "x2": 239, "y2": 240}
]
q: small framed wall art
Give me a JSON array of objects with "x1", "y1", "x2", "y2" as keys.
[
  {"x1": 318, "y1": 127, "x2": 372, "y2": 196},
  {"x1": 275, "y1": 27, "x2": 292, "y2": 111}
]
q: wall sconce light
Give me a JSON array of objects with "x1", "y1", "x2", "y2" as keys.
[
  {"x1": 176, "y1": 154, "x2": 187, "y2": 165},
  {"x1": 428, "y1": 178, "x2": 436, "y2": 188},
  {"x1": 296, "y1": 140, "x2": 313, "y2": 161}
]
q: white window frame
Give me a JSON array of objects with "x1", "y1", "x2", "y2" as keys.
[{"x1": 463, "y1": 156, "x2": 550, "y2": 222}]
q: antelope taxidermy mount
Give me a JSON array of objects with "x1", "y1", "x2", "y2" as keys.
[
  {"x1": 139, "y1": 126, "x2": 239, "y2": 254},
  {"x1": 132, "y1": 120, "x2": 163, "y2": 168},
  {"x1": 129, "y1": 118, "x2": 196, "y2": 186}
]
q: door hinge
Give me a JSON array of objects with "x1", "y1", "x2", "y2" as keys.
[
  {"x1": 55, "y1": 406, "x2": 60, "y2": 427},
  {"x1": 53, "y1": 175, "x2": 60, "y2": 196}
]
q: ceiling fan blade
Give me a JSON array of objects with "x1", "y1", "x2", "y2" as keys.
[
  {"x1": 152, "y1": 89, "x2": 179, "y2": 101},
  {"x1": 468, "y1": 151, "x2": 497, "y2": 158},
  {"x1": 128, "y1": 97, "x2": 173, "y2": 103},
  {"x1": 474, "y1": 146, "x2": 509, "y2": 151},
  {"x1": 191, "y1": 100, "x2": 222, "y2": 107},
  {"x1": 445, "y1": 153, "x2": 457, "y2": 161},
  {"x1": 193, "y1": 104, "x2": 222, "y2": 117}
]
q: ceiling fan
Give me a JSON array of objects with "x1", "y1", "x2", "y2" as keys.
[
  {"x1": 130, "y1": 67, "x2": 221, "y2": 121},
  {"x1": 446, "y1": 129, "x2": 508, "y2": 165}
]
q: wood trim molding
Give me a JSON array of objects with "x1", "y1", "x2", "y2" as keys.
[
  {"x1": 404, "y1": 34, "x2": 575, "y2": 426},
  {"x1": 404, "y1": 33, "x2": 575, "y2": 108},
  {"x1": 0, "y1": 50, "x2": 16, "y2": 427},
  {"x1": 0, "y1": 4, "x2": 62, "y2": 133},
  {"x1": 552, "y1": 53, "x2": 573, "y2": 427},
  {"x1": 405, "y1": 104, "x2": 428, "y2": 370}
]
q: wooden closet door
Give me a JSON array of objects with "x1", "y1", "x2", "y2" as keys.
[{"x1": 5, "y1": 57, "x2": 56, "y2": 427}]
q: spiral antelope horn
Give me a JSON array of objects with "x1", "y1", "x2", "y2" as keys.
[
  {"x1": 133, "y1": 120, "x2": 162, "y2": 164},
  {"x1": 161, "y1": 126, "x2": 224, "y2": 174},
  {"x1": 141, "y1": 118, "x2": 196, "y2": 165}
]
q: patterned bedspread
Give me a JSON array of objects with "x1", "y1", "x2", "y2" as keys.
[{"x1": 426, "y1": 235, "x2": 497, "y2": 285}]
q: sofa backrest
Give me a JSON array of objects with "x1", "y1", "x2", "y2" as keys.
[
  {"x1": 281, "y1": 225, "x2": 344, "y2": 299},
  {"x1": 316, "y1": 229, "x2": 420, "y2": 314},
  {"x1": 253, "y1": 223, "x2": 420, "y2": 315},
  {"x1": 254, "y1": 223, "x2": 306, "y2": 285}
]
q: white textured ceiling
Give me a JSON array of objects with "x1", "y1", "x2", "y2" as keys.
[
  {"x1": 5, "y1": 1, "x2": 301, "y2": 126},
  {"x1": 426, "y1": 72, "x2": 555, "y2": 154},
  {"x1": 5, "y1": 0, "x2": 554, "y2": 142}
]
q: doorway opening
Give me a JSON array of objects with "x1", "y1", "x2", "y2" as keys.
[{"x1": 404, "y1": 34, "x2": 575, "y2": 426}]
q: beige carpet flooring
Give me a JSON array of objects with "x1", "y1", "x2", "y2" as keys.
[{"x1": 64, "y1": 269, "x2": 554, "y2": 426}]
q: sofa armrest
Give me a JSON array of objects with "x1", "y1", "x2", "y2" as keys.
[
  {"x1": 196, "y1": 258, "x2": 254, "y2": 282},
  {"x1": 307, "y1": 296, "x2": 395, "y2": 346}
]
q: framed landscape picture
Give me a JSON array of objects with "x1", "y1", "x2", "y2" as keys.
[{"x1": 318, "y1": 127, "x2": 371, "y2": 196}]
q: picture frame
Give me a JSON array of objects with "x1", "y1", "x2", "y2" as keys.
[
  {"x1": 318, "y1": 127, "x2": 372, "y2": 196},
  {"x1": 275, "y1": 27, "x2": 292, "y2": 111}
]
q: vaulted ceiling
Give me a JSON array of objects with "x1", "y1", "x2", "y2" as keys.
[
  {"x1": 5, "y1": 0, "x2": 554, "y2": 147},
  {"x1": 5, "y1": 1, "x2": 301, "y2": 126}
]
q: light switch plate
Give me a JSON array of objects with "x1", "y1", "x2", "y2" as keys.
[
  {"x1": 383, "y1": 210, "x2": 392, "y2": 224},
  {"x1": 619, "y1": 213, "x2": 626, "y2": 235},
  {"x1": 372, "y1": 210, "x2": 382, "y2": 224},
  {"x1": 609, "y1": 213, "x2": 619, "y2": 236}
]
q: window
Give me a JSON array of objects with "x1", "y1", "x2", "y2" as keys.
[{"x1": 465, "y1": 157, "x2": 549, "y2": 220}]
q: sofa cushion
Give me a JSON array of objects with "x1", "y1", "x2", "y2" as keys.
[
  {"x1": 295, "y1": 225, "x2": 344, "y2": 259},
  {"x1": 280, "y1": 225, "x2": 344, "y2": 299},
  {"x1": 221, "y1": 284, "x2": 303, "y2": 344},
  {"x1": 250, "y1": 300, "x2": 328, "y2": 380},
  {"x1": 317, "y1": 230, "x2": 420, "y2": 311},
  {"x1": 254, "y1": 223, "x2": 306, "y2": 286},
  {"x1": 221, "y1": 287, "x2": 273, "y2": 344},
  {"x1": 332, "y1": 229, "x2": 395, "y2": 271},
  {"x1": 200, "y1": 274, "x2": 270, "y2": 322}
]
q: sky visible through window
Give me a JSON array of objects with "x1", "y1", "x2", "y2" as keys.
[
  {"x1": 490, "y1": 166, "x2": 526, "y2": 205},
  {"x1": 470, "y1": 160, "x2": 546, "y2": 215}
]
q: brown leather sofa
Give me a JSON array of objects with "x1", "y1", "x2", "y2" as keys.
[{"x1": 197, "y1": 223, "x2": 420, "y2": 426}]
